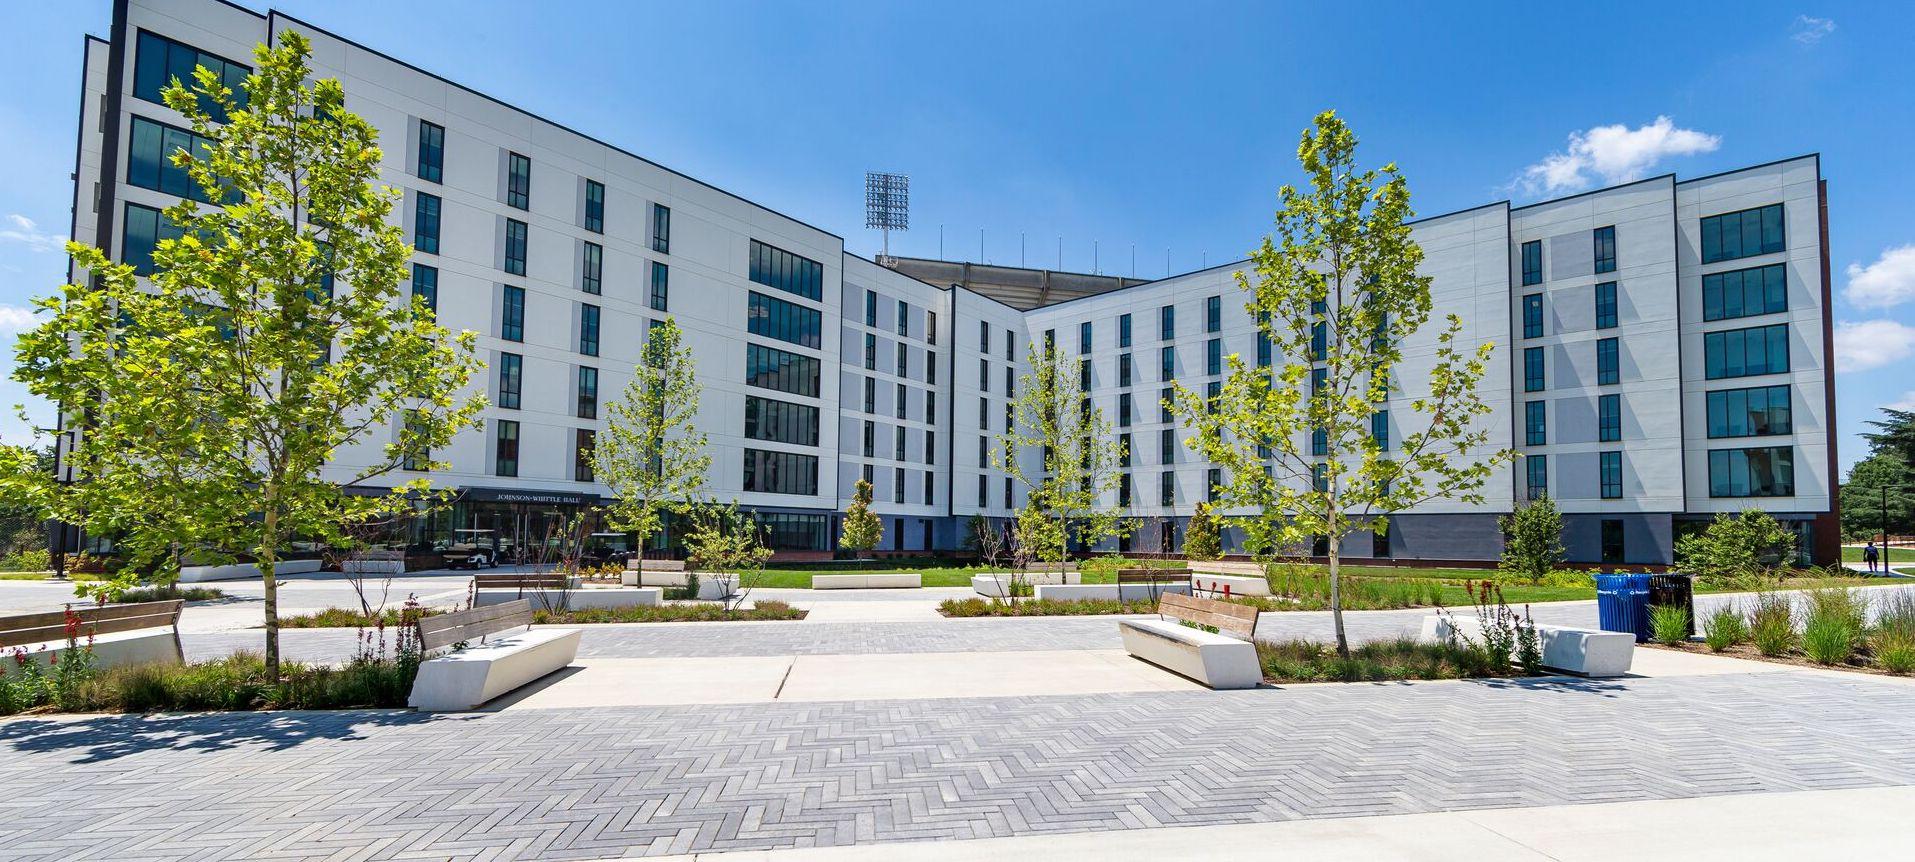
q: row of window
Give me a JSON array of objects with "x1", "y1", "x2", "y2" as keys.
[
  {"x1": 749, "y1": 240, "x2": 824, "y2": 301},
  {"x1": 744, "y1": 395, "x2": 820, "y2": 446},
  {"x1": 1525, "y1": 452, "x2": 1624, "y2": 500},
  {"x1": 1524, "y1": 282, "x2": 1620, "y2": 339},
  {"x1": 861, "y1": 290, "x2": 938, "y2": 344},
  {"x1": 483, "y1": 419, "x2": 598, "y2": 483},
  {"x1": 1520, "y1": 226, "x2": 1618, "y2": 287},
  {"x1": 1525, "y1": 396, "x2": 1623, "y2": 446},
  {"x1": 858, "y1": 421, "x2": 938, "y2": 465},
  {"x1": 747, "y1": 291, "x2": 822, "y2": 349},
  {"x1": 854, "y1": 463, "x2": 939, "y2": 506},
  {"x1": 742, "y1": 448, "x2": 819, "y2": 495},
  {"x1": 861, "y1": 334, "x2": 938, "y2": 386},
  {"x1": 411, "y1": 119, "x2": 663, "y2": 250},
  {"x1": 1524, "y1": 445, "x2": 1795, "y2": 501},
  {"x1": 856, "y1": 376, "x2": 938, "y2": 425}
]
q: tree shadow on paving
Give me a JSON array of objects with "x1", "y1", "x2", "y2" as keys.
[
  {"x1": 0, "y1": 709, "x2": 475, "y2": 764},
  {"x1": 1464, "y1": 675, "x2": 1631, "y2": 697}
]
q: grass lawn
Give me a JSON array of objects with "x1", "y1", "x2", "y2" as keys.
[
  {"x1": 755, "y1": 558, "x2": 1190, "y2": 589},
  {"x1": 0, "y1": 571, "x2": 107, "y2": 582},
  {"x1": 1841, "y1": 545, "x2": 1915, "y2": 563}
]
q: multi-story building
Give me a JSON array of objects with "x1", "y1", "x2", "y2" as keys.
[{"x1": 67, "y1": 0, "x2": 1838, "y2": 565}]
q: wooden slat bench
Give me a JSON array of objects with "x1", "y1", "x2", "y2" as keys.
[
  {"x1": 1119, "y1": 592, "x2": 1261, "y2": 689},
  {"x1": 0, "y1": 600, "x2": 186, "y2": 670},
  {"x1": 472, "y1": 573, "x2": 571, "y2": 590},
  {"x1": 407, "y1": 599, "x2": 581, "y2": 711}
]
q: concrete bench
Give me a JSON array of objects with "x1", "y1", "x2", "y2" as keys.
[
  {"x1": 408, "y1": 599, "x2": 580, "y2": 711},
  {"x1": 0, "y1": 600, "x2": 185, "y2": 672},
  {"x1": 971, "y1": 571, "x2": 1081, "y2": 597},
  {"x1": 1036, "y1": 581, "x2": 1191, "y2": 602},
  {"x1": 341, "y1": 550, "x2": 406, "y2": 574},
  {"x1": 621, "y1": 558, "x2": 686, "y2": 585},
  {"x1": 1190, "y1": 573, "x2": 1271, "y2": 597},
  {"x1": 179, "y1": 559, "x2": 324, "y2": 582},
  {"x1": 1119, "y1": 593, "x2": 1262, "y2": 689},
  {"x1": 473, "y1": 586, "x2": 661, "y2": 610},
  {"x1": 1190, "y1": 560, "x2": 1267, "y2": 578},
  {"x1": 1421, "y1": 615, "x2": 1635, "y2": 678},
  {"x1": 811, "y1": 573, "x2": 921, "y2": 590}
]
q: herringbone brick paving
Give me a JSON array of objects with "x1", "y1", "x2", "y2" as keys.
[{"x1": 3, "y1": 670, "x2": 1913, "y2": 861}]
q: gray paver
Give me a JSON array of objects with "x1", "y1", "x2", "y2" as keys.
[{"x1": 3, "y1": 671, "x2": 1914, "y2": 861}]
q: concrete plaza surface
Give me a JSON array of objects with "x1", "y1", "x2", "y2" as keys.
[{"x1": 5, "y1": 669, "x2": 1915, "y2": 861}]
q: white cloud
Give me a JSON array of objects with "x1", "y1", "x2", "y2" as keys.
[
  {"x1": 1845, "y1": 245, "x2": 1915, "y2": 310},
  {"x1": 0, "y1": 304, "x2": 37, "y2": 333},
  {"x1": 1517, "y1": 116, "x2": 1721, "y2": 195},
  {"x1": 1792, "y1": 15, "x2": 1836, "y2": 44},
  {"x1": 1834, "y1": 319, "x2": 1915, "y2": 373},
  {"x1": 1890, "y1": 391, "x2": 1915, "y2": 412},
  {"x1": 0, "y1": 214, "x2": 65, "y2": 254}
]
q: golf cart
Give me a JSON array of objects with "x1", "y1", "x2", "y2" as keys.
[{"x1": 442, "y1": 529, "x2": 499, "y2": 569}]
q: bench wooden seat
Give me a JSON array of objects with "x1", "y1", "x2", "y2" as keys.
[
  {"x1": 623, "y1": 558, "x2": 686, "y2": 572},
  {"x1": 408, "y1": 599, "x2": 580, "y2": 711},
  {"x1": 1119, "y1": 593, "x2": 1261, "y2": 689},
  {"x1": 1116, "y1": 568, "x2": 1193, "y2": 583},
  {"x1": 472, "y1": 573, "x2": 570, "y2": 590},
  {"x1": 0, "y1": 600, "x2": 185, "y2": 670}
]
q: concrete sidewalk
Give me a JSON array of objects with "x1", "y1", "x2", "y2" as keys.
[{"x1": 633, "y1": 785, "x2": 1915, "y2": 861}]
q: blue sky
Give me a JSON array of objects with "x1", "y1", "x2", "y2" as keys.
[{"x1": 1, "y1": 1, "x2": 1910, "y2": 477}]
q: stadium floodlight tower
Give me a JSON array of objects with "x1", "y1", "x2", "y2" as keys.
[{"x1": 865, "y1": 171, "x2": 909, "y2": 265}]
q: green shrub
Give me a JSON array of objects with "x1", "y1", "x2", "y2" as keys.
[
  {"x1": 1648, "y1": 604, "x2": 1691, "y2": 644},
  {"x1": 1875, "y1": 629, "x2": 1915, "y2": 674},
  {"x1": 1701, "y1": 604, "x2": 1748, "y2": 652},
  {"x1": 1255, "y1": 637, "x2": 1499, "y2": 683},
  {"x1": 112, "y1": 584, "x2": 226, "y2": 603},
  {"x1": 1748, "y1": 592, "x2": 1795, "y2": 657},
  {"x1": 1802, "y1": 615, "x2": 1858, "y2": 665},
  {"x1": 532, "y1": 600, "x2": 806, "y2": 624},
  {"x1": 1264, "y1": 565, "x2": 1443, "y2": 610},
  {"x1": 0, "y1": 548, "x2": 52, "y2": 572},
  {"x1": 279, "y1": 606, "x2": 443, "y2": 628},
  {"x1": 1805, "y1": 587, "x2": 1868, "y2": 634}
]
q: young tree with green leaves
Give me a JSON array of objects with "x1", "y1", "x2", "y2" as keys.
[
  {"x1": 682, "y1": 501, "x2": 774, "y2": 613},
  {"x1": 594, "y1": 316, "x2": 709, "y2": 572},
  {"x1": 1676, "y1": 509, "x2": 1799, "y2": 581},
  {"x1": 1174, "y1": 111, "x2": 1513, "y2": 658},
  {"x1": 838, "y1": 478, "x2": 883, "y2": 557},
  {"x1": 994, "y1": 341, "x2": 1130, "y2": 576},
  {"x1": 8, "y1": 32, "x2": 485, "y2": 677},
  {"x1": 1183, "y1": 501, "x2": 1222, "y2": 562},
  {"x1": 1499, "y1": 494, "x2": 1566, "y2": 584}
]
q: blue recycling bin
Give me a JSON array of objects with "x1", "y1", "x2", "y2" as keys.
[{"x1": 1595, "y1": 573, "x2": 1652, "y2": 642}]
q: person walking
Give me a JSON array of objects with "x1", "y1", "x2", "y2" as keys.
[{"x1": 1864, "y1": 541, "x2": 1881, "y2": 574}]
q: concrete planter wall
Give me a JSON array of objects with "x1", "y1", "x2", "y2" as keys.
[
  {"x1": 811, "y1": 573, "x2": 922, "y2": 589},
  {"x1": 1035, "y1": 582, "x2": 1191, "y2": 602},
  {"x1": 1190, "y1": 574, "x2": 1271, "y2": 597},
  {"x1": 971, "y1": 572, "x2": 1081, "y2": 597},
  {"x1": 178, "y1": 559, "x2": 323, "y2": 582},
  {"x1": 4, "y1": 630, "x2": 182, "y2": 672},
  {"x1": 472, "y1": 586, "x2": 662, "y2": 610}
]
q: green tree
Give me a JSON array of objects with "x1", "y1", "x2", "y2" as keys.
[
  {"x1": 1841, "y1": 409, "x2": 1915, "y2": 540},
  {"x1": 594, "y1": 317, "x2": 709, "y2": 570},
  {"x1": 1174, "y1": 111, "x2": 1513, "y2": 658},
  {"x1": 1183, "y1": 501, "x2": 1222, "y2": 562},
  {"x1": 838, "y1": 478, "x2": 883, "y2": 557},
  {"x1": 0, "y1": 444, "x2": 55, "y2": 558},
  {"x1": 1676, "y1": 509, "x2": 1798, "y2": 581},
  {"x1": 8, "y1": 32, "x2": 484, "y2": 676},
  {"x1": 994, "y1": 341, "x2": 1131, "y2": 575},
  {"x1": 682, "y1": 501, "x2": 774, "y2": 613},
  {"x1": 1498, "y1": 494, "x2": 1566, "y2": 584}
]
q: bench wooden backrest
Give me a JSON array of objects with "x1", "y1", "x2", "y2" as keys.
[
  {"x1": 1157, "y1": 592, "x2": 1258, "y2": 640},
  {"x1": 416, "y1": 599, "x2": 533, "y2": 652},
  {"x1": 1116, "y1": 568, "x2": 1192, "y2": 583},
  {"x1": 0, "y1": 600, "x2": 185, "y2": 649},
  {"x1": 472, "y1": 573, "x2": 568, "y2": 589}
]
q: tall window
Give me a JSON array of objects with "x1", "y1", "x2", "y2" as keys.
[
  {"x1": 1206, "y1": 295, "x2": 1222, "y2": 332},
  {"x1": 1078, "y1": 359, "x2": 1091, "y2": 392},
  {"x1": 745, "y1": 344, "x2": 820, "y2": 397},
  {"x1": 1599, "y1": 394, "x2": 1621, "y2": 442},
  {"x1": 748, "y1": 239, "x2": 823, "y2": 300},
  {"x1": 494, "y1": 420, "x2": 519, "y2": 477},
  {"x1": 121, "y1": 203, "x2": 182, "y2": 276},
  {"x1": 504, "y1": 219, "x2": 528, "y2": 275},
  {"x1": 402, "y1": 410, "x2": 431, "y2": 471},
  {"x1": 1119, "y1": 393, "x2": 1133, "y2": 427},
  {"x1": 748, "y1": 292, "x2": 822, "y2": 348},
  {"x1": 584, "y1": 180, "x2": 605, "y2": 233},
  {"x1": 1708, "y1": 446, "x2": 1794, "y2": 497},
  {"x1": 500, "y1": 285, "x2": 525, "y2": 342},
  {"x1": 1160, "y1": 471, "x2": 1176, "y2": 507},
  {"x1": 1206, "y1": 468, "x2": 1222, "y2": 502},
  {"x1": 1703, "y1": 264, "x2": 1787, "y2": 322},
  {"x1": 1006, "y1": 328, "x2": 1015, "y2": 361},
  {"x1": 415, "y1": 119, "x2": 444, "y2": 183},
  {"x1": 579, "y1": 304, "x2": 600, "y2": 356},
  {"x1": 652, "y1": 203, "x2": 671, "y2": 254},
  {"x1": 1704, "y1": 324, "x2": 1789, "y2": 379},
  {"x1": 1595, "y1": 282, "x2": 1618, "y2": 329},
  {"x1": 506, "y1": 152, "x2": 531, "y2": 209},
  {"x1": 1160, "y1": 346, "x2": 1176, "y2": 381},
  {"x1": 133, "y1": 31, "x2": 249, "y2": 122},
  {"x1": 577, "y1": 366, "x2": 598, "y2": 419},
  {"x1": 1160, "y1": 428, "x2": 1176, "y2": 464},
  {"x1": 1706, "y1": 385, "x2": 1792, "y2": 438},
  {"x1": 1521, "y1": 240, "x2": 1543, "y2": 286},
  {"x1": 1206, "y1": 339, "x2": 1222, "y2": 376},
  {"x1": 1079, "y1": 321, "x2": 1093, "y2": 354},
  {"x1": 1526, "y1": 454, "x2": 1547, "y2": 500},
  {"x1": 1119, "y1": 353, "x2": 1133, "y2": 387},
  {"x1": 896, "y1": 383, "x2": 907, "y2": 420},
  {"x1": 413, "y1": 193, "x2": 441, "y2": 254},
  {"x1": 1593, "y1": 225, "x2": 1617, "y2": 274},
  {"x1": 650, "y1": 261, "x2": 669, "y2": 311},
  {"x1": 1119, "y1": 313, "x2": 1133, "y2": 348},
  {"x1": 1371, "y1": 411, "x2": 1389, "y2": 450},
  {"x1": 926, "y1": 392, "x2": 936, "y2": 424},
  {"x1": 899, "y1": 301, "x2": 911, "y2": 337},
  {"x1": 864, "y1": 334, "x2": 877, "y2": 370},
  {"x1": 897, "y1": 344, "x2": 910, "y2": 378},
  {"x1": 979, "y1": 320, "x2": 991, "y2": 353},
  {"x1": 1701, "y1": 203, "x2": 1785, "y2": 264},
  {"x1": 574, "y1": 429, "x2": 596, "y2": 482},
  {"x1": 1160, "y1": 305, "x2": 1175, "y2": 340},
  {"x1": 497, "y1": 353, "x2": 522, "y2": 409},
  {"x1": 1524, "y1": 401, "x2": 1546, "y2": 446},
  {"x1": 1310, "y1": 299, "x2": 1327, "y2": 360},
  {"x1": 1522, "y1": 294, "x2": 1543, "y2": 338},
  {"x1": 128, "y1": 117, "x2": 217, "y2": 203},
  {"x1": 1600, "y1": 520, "x2": 1625, "y2": 564},
  {"x1": 926, "y1": 311, "x2": 937, "y2": 345},
  {"x1": 1597, "y1": 337, "x2": 1619, "y2": 385},
  {"x1": 1160, "y1": 388, "x2": 1175, "y2": 422},
  {"x1": 1599, "y1": 451, "x2": 1622, "y2": 499},
  {"x1": 1523, "y1": 347, "x2": 1545, "y2": 392},
  {"x1": 411, "y1": 263, "x2": 437, "y2": 316},
  {"x1": 864, "y1": 377, "x2": 876, "y2": 413},
  {"x1": 582, "y1": 242, "x2": 603, "y2": 294}
]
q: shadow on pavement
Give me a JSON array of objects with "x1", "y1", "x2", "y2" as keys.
[{"x1": 1, "y1": 708, "x2": 466, "y2": 764}]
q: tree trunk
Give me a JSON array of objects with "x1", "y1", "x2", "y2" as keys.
[
  {"x1": 260, "y1": 510, "x2": 281, "y2": 680},
  {"x1": 1329, "y1": 542, "x2": 1349, "y2": 660}
]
